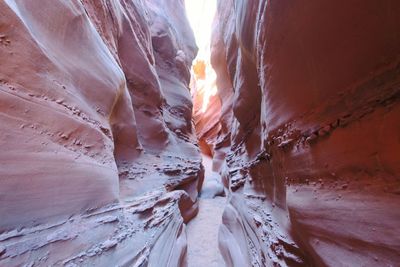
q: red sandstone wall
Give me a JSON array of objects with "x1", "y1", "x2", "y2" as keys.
[
  {"x1": 0, "y1": 0, "x2": 200, "y2": 266},
  {"x1": 2, "y1": 0, "x2": 400, "y2": 265},
  {"x1": 191, "y1": 59, "x2": 222, "y2": 157},
  {"x1": 212, "y1": 1, "x2": 400, "y2": 266}
]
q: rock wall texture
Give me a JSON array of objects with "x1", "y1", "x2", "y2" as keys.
[
  {"x1": 2, "y1": 0, "x2": 400, "y2": 266},
  {"x1": 0, "y1": 0, "x2": 201, "y2": 266},
  {"x1": 191, "y1": 59, "x2": 221, "y2": 156},
  {"x1": 209, "y1": 0, "x2": 400, "y2": 266}
]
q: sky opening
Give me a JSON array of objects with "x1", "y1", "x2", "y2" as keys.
[{"x1": 185, "y1": 0, "x2": 218, "y2": 113}]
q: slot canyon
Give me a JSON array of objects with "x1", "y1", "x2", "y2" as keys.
[{"x1": 0, "y1": 0, "x2": 399, "y2": 266}]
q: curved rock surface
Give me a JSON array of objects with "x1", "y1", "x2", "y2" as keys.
[
  {"x1": 0, "y1": 0, "x2": 201, "y2": 266},
  {"x1": 205, "y1": 0, "x2": 400, "y2": 266},
  {"x1": 2, "y1": 0, "x2": 400, "y2": 266}
]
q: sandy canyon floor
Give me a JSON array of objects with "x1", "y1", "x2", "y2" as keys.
[{"x1": 187, "y1": 154, "x2": 226, "y2": 267}]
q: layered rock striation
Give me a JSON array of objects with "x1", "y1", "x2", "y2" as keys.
[
  {"x1": 205, "y1": 0, "x2": 400, "y2": 266},
  {"x1": 2, "y1": 0, "x2": 400, "y2": 266},
  {"x1": 0, "y1": 0, "x2": 201, "y2": 266}
]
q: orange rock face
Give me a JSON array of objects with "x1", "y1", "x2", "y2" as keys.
[
  {"x1": 0, "y1": 0, "x2": 201, "y2": 266},
  {"x1": 207, "y1": 0, "x2": 400, "y2": 266},
  {"x1": 191, "y1": 58, "x2": 221, "y2": 157}
]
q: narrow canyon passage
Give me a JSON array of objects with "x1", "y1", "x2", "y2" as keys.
[
  {"x1": 186, "y1": 197, "x2": 225, "y2": 267},
  {"x1": 1, "y1": 0, "x2": 400, "y2": 266},
  {"x1": 186, "y1": 155, "x2": 225, "y2": 267},
  {"x1": 186, "y1": 2, "x2": 227, "y2": 265}
]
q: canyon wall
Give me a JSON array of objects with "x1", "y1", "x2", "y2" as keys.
[
  {"x1": 2, "y1": 0, "x2": 400, "y2": 266},
  {"x1": 209, "y1": 0, "x2": 400, "y2": 266},
  {"x1": 0, "y1": 0, "x2": 201, "y2": 266}
]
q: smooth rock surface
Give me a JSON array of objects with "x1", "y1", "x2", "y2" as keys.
[
  {"x1": 2, "y1": 0, "x2": 400, "y2": 266},
  {"x1": 198, "y1": 0, "x2": 400, "y2": 266},
  {"x1": 0, "y1": 0, "x2": 202, "y2": 266}
]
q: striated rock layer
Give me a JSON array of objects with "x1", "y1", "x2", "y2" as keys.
[
  {"x1": 208, "y1": 0, "x2": 400, "y2": 266},
  {"x1": 0, "y1": 0, "x2": 201, "y2": 266}
]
